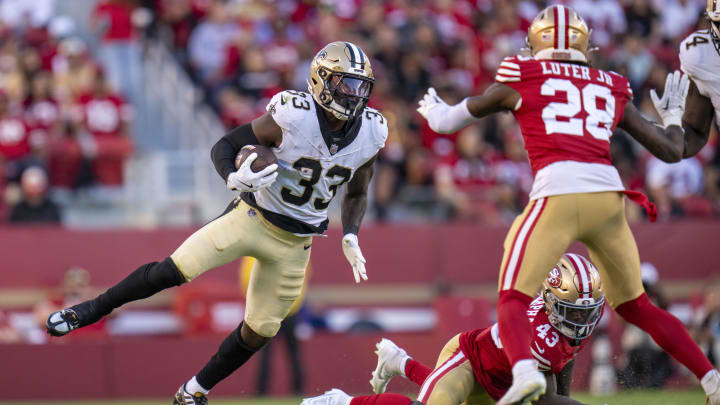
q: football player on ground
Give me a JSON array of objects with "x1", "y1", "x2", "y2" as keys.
[
  {"x1": 679, "y1": 1, "x2": 720, "y2": 160},
  {"x1": 45, "y1": 42, "x2": 387, "y2": 405},
  {"x1": 302, "y1": 254, "x2": 603, "y2": 405},
  {"x1": 416, "y1": 5, "x2": 720, "y2": 405}
]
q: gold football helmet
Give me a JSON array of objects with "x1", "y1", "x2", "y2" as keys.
[
  {"x1": 542, "y1": 253, "x2": 604, "y2": 340},
  {"x1": 526, "y1": 5, "x2": 591, "y2": 63},
  {"x1": 308, "y1": 41, "x2": 374, "y2": 121},
  {"x1": 708, "y1": 0, "x2": 720, "y2": 54}
]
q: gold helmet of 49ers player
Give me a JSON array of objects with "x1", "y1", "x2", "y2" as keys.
[
  {"x1": 708, "y1": 0, "x2": 720, "y2": 55},
  {"x1": 542, "y1": 253, "x2": 604, "y2": 340},
  {"x1": 307, "y1": 41, "x2": 374, "y2": 121},
  {"x1": 526, "y1": 5, "x2": 592, "y2": 63}
]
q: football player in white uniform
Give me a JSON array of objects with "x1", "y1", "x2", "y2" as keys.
[
  {"x1": 679, "y1": 4, "x2": 720, "y2": 402},
  {"x1": 679, "y1": 0, "x2": 720, "y2": 162},
  {"x1": 45, "y1": 41, "x2": 387, "y2": 405}
]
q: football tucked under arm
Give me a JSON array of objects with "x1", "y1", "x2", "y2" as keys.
[
  {"x1": 211, "y1": 111, "x2": 283, "y2": 182},
  {"x1": 211, "y1": 123, "x2": 261, "y2": 181}
]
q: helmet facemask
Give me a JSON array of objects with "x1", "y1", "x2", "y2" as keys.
[
  {"x1": 710, "y1": 18, "x2": 720, "y2": 55},
  {"x1": 544, "y1": 291, "x2": 604, "y2": 340},
  {"x1": 317, "y1": 69, "x2": 373, "y2": 121}
]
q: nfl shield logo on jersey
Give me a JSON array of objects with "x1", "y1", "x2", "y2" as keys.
[{"x1": 330, "y1": 144, "x2": 339, "y2": 154}]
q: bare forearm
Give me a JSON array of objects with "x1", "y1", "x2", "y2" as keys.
[
  {"x1": 341, "y1": 193, "x2": 367, "y2": 235},
  {"x1": 619, "y1": 103, "x2": 684, "y2": 163},
  {"x1": 640, "y1": 125, "x2": 685, "y2": 163},
  {"x1": 555, "y1": 360, "x2": 575, "y2": 396}
]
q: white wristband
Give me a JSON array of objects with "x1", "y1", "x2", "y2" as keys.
[{"x1": 428, "y1": 98, "x2": 480, "y2": 134}]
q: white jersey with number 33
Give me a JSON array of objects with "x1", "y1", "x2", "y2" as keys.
[
  {"x1": 680, "y1": 30, "x2": 720, "y2": 126},
  {"x1": 253, "y1": 90, "x2": 387, "y2": 233}
]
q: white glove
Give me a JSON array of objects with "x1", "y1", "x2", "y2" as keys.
[
  {"x1": 416, "y1": 87, "x2": 478, "y2": 134},
  {"x1": 226, "y1": 152, "x2": 278, "y2": 192},
  {"x1": 341, "y1": 233, "x2": 367, "y2": 283},
  {"x1": 650, "y1": 70, "x2": 689, "y2": 128}
]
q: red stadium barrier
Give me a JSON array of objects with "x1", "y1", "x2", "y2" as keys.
[
  {"x1": 1, "y1": 220, "x2": 718, "y2": 287},
  {"x1": 2, "y1": 221, "x2": 718, "y2": 399}
]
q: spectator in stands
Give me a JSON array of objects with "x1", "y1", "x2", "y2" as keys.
[
  {"x1": 646, "y1": 156, "x2": 706, "y2": 219},
  {"x1": 24, "y1": 71, "x2": 60, "y2": 136},
  {"x1": 52, "y1": 38, "x2": 97, "y2": 103},
  {"x1": 625, "y1": 0, "x2": 660, "y2": 38},
  {"x1": 434, "y1": 125, "x2": 497, "y2": 222},
  {"x1": 8, "y1": 166, "x2": 60, "y2": 224},
  {"x1": 657, "y1": 0, "x2": 702, "y2": 40},
  {"x1": 187, "y1": 0, "x2": 240, "y2": 85},
  {"x1": 694, "y1": 279, "x2": 720, "y2": 367},
  {"x1": 72, "y1": 70, "x2": 133, "y2": 186},
  {"x1": 92, "y1": 0, "x2": 142, "y2": 101},
  {"x1": 0, "y1": 91, "x2": 44, "y2": 183}
]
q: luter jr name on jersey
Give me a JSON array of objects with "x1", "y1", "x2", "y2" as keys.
[{"x1": 540, "y1": 61, "x2": 614, "y2": 85}]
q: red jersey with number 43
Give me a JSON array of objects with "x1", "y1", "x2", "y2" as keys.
[
  {"x1": 459, "y1": 295, "x2": 592, "y2": 400},
  {"x1": 495, "y1": 55, "x2": 632, "y2": 200}
]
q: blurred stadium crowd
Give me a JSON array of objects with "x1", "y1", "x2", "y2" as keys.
[{"x1": 1, "y1": 0, "x2": 719, "y2": 225}]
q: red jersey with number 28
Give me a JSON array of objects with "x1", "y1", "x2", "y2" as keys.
[
  {"x1": 458, "y1": 296, "x2": 591, "y2": 400},
  {"x1": 496, "y1": 55, "x2": 633, "y2": 174}
]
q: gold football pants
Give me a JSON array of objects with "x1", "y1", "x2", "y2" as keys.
[
  {"x1": 498, "y1": 191, "x2": 645, "y2": 308},
  {"x1": 170, "y1": 200, "x2": 311, "y2": 337},
  {"x1": 417, "y1": 334, "x2": 493, "y2": 405}
]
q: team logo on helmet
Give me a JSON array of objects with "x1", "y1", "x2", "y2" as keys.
[
  {"x1": 547, "y1": 267, "x2": 562, "y2": 288},
  {"x1": 307, "y1": 42, "x2": 374, "y2": 121}
]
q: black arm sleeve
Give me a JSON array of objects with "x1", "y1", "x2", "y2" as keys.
[{"x1": 211, "y1": 123, "x2": 260, "y2": 181}]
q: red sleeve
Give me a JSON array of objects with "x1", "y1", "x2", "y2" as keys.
[
  {"x1": 610, "y1": 71, "x2": 633, "y2": 102},
  {"x1": 495, "y1": 56, "x2": 523, "y2": 84}
]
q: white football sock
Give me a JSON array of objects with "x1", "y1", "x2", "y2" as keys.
[
  {"x1": 702, "y1": 369, "x2": 720, "y2": 395},
  {"x1": 185, "y1": 376, "x2": 209, "y2": 395}
]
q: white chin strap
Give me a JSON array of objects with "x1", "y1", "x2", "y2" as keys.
[{"x1": 533, "y1": 48, "x2": 588, "y2": 63}]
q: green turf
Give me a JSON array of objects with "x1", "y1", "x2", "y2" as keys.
[{"x1": 0, "y1": 389, "x2": 707, "y2": 405}]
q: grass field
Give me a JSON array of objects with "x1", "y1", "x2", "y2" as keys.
[{"x1": 1, "y1": 389, "x2": 707, "y2": 405}]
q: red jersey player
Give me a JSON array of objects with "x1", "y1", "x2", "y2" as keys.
[
  {"x1": 416, "y1": 5, "x2": 719, "y2": 405},
  {"x1": 302, "y1": 254, "x2": 603, "y2": 405}
]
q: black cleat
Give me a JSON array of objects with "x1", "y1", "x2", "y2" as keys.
[
  {"x1": 46, "y1": 309, "x2": 81, "y2": 337},
  {"x1": 174, "y1": 384, "x2": 209, "y2": 405}
]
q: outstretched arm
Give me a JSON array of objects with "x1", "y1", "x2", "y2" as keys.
[
  {"x1": 617, "y1": 102, "x2": 685, "y2": 163},
  {"x1": 340, "y1": 154, "x2": 377, "y2": 283},
  {"x1": 535, "y1": 372, "x2": 589, "y2": 405},
  {"x1": 618, "y1": 71, "x2": 688, "y2": 163},
  {"x1": 682, "y1": 79, "x2": 715, "y2": 158},
  {"x1": 417, "y1": 84, "x2": 521, "y2": 134}
]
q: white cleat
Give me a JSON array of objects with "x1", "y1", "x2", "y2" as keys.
[
  {"x1": 497, "y1": 359, "x2": 546, "y2": 405},
  {"x1": 301, "y1": 389, "x2": 352, "y2": 405},
  {"x1": 370, "y1": 338, "x2": 410, "y2": 394},
  {"x1": 702, "y1": 369, "x2": 720, "y2": 405}
]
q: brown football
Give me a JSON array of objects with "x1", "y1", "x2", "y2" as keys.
[{"x1": 235, "y1": 145, "x2": 278, "y2": 172}]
